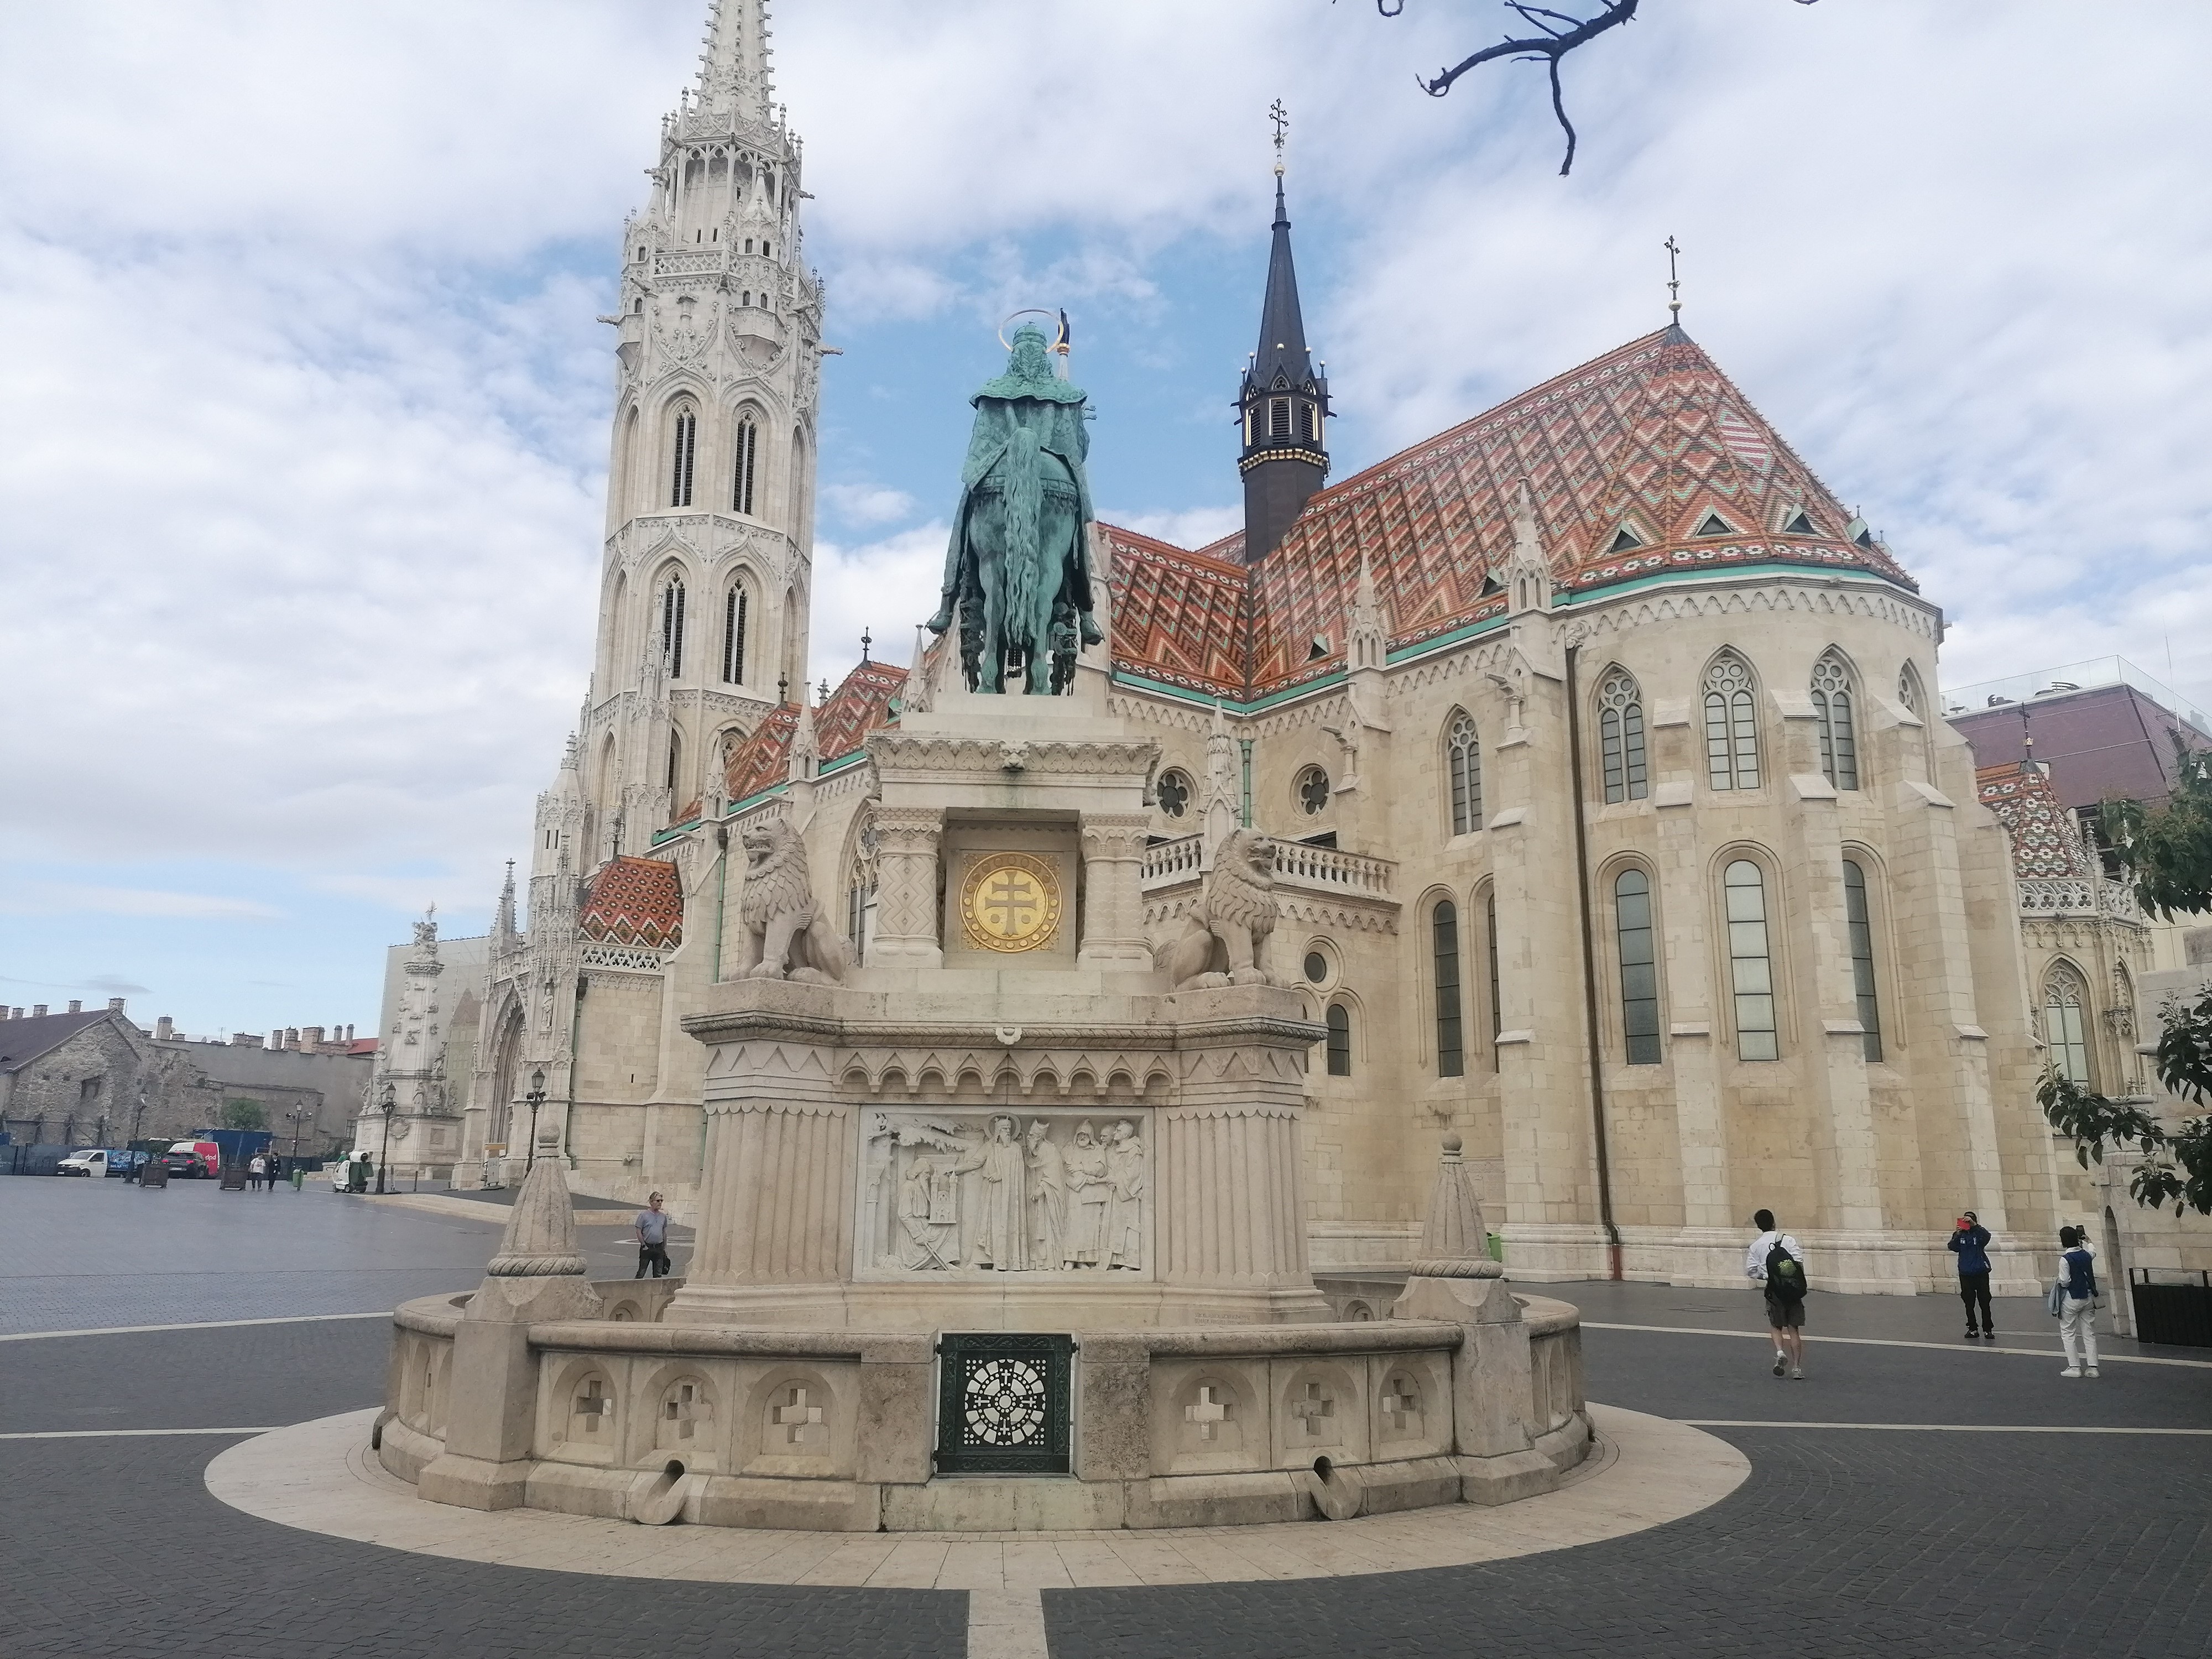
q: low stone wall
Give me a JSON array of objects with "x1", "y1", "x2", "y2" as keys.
[{"x1": 378, "y1": 1285, "x2": 1588, "y2": 1532}]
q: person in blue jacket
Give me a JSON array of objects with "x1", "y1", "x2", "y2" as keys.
[{"x1": 1948, "y1": 1210, "x2": 1995, "y2": 1340}]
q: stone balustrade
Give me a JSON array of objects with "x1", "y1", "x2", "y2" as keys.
[{"x1": 1138, "y1": 831, "x2": 1396, "y2": 902}]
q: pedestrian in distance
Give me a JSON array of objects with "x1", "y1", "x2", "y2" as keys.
[
  {"x1": 247, "y1": 1153, "x2": 265, "y2": 1192},
  {"x1": 265, "y1": 1152, "x2": 281, "y2": 1191},
  {"x1": 1745, "y1": 1208, "x2": 1810, "y2": 1379},
  {"x1": 1949, "y1": 1210, "x2": 1996, "y2": 1340},
  {"x1": 634, "y1": 1192, "x2": 674, "y2": 1279},
  {"x1": 2053, "y1": 1224, "x2": 2101, "y2": 1379}
]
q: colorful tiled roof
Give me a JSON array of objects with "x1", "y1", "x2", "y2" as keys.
[
  {"x1": 1976, "y1": 763, "x2": 2094, "y2": 881},
  {"x1": 1100, "y1": 326, "x2": 1911, "y2": 701},
  {"x1": 722, "y1": 703, "x2": 799, "y2": 802},
  {"x1": 579, "y1": 856, "x2": 684, "y2": 947},
  {"x1": 815, "y1": 660, "x2": 909, "y2": 761}
]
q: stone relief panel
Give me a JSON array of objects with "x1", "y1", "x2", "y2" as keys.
[{"x1": 855, "y1": 1107, "x2": 1152, "y2": 1282}]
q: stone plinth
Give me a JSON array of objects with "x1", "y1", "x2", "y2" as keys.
[{"x1": 666, "y1": 975, "x2": 1332, "y2": 1331}]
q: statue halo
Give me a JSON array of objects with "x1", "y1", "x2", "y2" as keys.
[{"x1": 997, "y1": 308, "x2": 1067, "y2": 352}]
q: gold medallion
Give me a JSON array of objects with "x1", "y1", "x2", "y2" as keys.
[{"x1": 959, "y1": 854, "x2": 1063, "y2": 953}]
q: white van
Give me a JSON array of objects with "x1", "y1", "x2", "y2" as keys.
[{"x1": 56, "y1": 1148, "x2": 113, "y2": 1176}]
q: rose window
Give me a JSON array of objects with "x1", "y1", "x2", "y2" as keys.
[
  {"x1": 1156, "y1": 769, "x2": 1191, "y2": 818},
  {"x1": 1297, "y1": 765, "x2": 1330, "y2": 815}
]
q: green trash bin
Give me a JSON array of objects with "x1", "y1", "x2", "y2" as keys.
[{"x1": 291, "y1": 1167, "x2": 304, "y2": 1191}]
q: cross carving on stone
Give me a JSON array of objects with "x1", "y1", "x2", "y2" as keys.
[
  {"x1": 574, "y1": 1378, "x2": 608, "y2": 1434},
  {"x1": 775, "y1": 1385, "x2": 826, "y2": 1446},
  {"x1": 1380, "y1": 1376, "x2": 1421, "y2": 1436},
  {"x1": 1291, "y1": 1380, "x2": 1335, "y2": 1439},
  {"x1": 1185, "y1": 1385, "x2": 1233, "y2": 1442},
  {"x1": 663, "y1": 1382, "x2": 711, "y2": 1439}
]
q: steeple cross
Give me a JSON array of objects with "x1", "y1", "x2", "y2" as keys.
[
  {"x1": 1664, "y1": 235, "x2": 1683, "y2": 322},
  {"x1": 1270, "y1": 99, "x2": 1288, "y2": 175}
]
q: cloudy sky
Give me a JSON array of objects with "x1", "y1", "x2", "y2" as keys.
[{"x1": 2, "y1": 1, "x2": 2208, "y2": 1040}]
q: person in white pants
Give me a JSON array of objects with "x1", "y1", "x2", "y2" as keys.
[{"x1": 2055, "y1": 1224, "x2": 2100, "y2": 1379}]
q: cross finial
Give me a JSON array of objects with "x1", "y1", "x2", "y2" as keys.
[
  {"x1": 776, "y1": 672, "x2": 789, "y2": 705},
  {"x1": 1270, "y1": 99, "x2": 1288, "y2": 176},
  {"x1": 860, "y1": 626, "x2": 872, "y2": 664},
  {"x1": 1663, "y1": 235, "x2": 1683, "y2": 322}
]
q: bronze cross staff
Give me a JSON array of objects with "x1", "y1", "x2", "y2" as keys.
[
  {"x1": 1664, "y1": 235, "x2": 1683, "y2": 322},
  {"x1": 1270, "y1": 99, "x2": 1288, "y2": 173}
]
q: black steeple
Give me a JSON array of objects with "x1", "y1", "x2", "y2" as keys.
[{"x1": 1236, "y1": 175, "x2": 1329, "y2": 564}]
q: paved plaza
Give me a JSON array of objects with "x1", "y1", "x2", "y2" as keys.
[{"x1": 5, "y1": 1177, "x2": 2209, "y2": 1657}]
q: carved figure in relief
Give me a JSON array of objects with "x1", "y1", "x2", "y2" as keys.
[
  {"x1": 1104, "y1": 1120, "x2": 1146, "y2": 1269},
  {"x1": 950, "y1": 1115, "x2": 1029, "y2": 1270},
  {"x1": 898, "y1": 1158, "x2": 957, "y2": 1270},
  {"x1": 1063, "y1": 1120, "x2": 1109, "y2": 1266},
  {"x1": 1026, "y1": 1119, "x2": 1070, "y2": 1269},
  {"x1": 1161, "y1": 828, "x2": 1282, "y2": 989},
  {"x1": 737, "y1": 816, "x2": 853, "y2": 983}
]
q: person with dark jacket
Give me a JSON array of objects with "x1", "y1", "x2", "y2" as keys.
[{"x1": 1948, "y1": 1211, "x2": 1995, "y2": 1339}]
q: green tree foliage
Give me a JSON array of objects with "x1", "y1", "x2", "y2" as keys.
[
  {"x1": 2038, "y1": 984, "x2": 2212, "y2": 1215},
  {"x1": 219, "y1": 1098, "x2": 269, "y2": 1131},
  {"x1": 2104, "y1": 735, "x2": 2212, "y2": 920}
]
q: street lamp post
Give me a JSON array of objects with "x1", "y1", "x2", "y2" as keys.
[
  {"x1": 376, "y1": 1082, "x2": 396, "y2": 1195},
  {"x1": 523, "y1": 1068, "x2": 547, "y2": 1170},
  {"x1": 288, "y1": 1104, "x2": 314, "y2": 1160}
]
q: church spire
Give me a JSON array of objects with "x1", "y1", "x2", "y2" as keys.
[
  {"x1": 692, "y1": 0, "x2": 775, "y2": 128},
  {"x1": 1236, "y1": 107, "x2": 1329, "y2": 565}
]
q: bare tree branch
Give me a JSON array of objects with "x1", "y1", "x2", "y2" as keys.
[{"x1": 1383, "y1": 0, "x2": 1637, "y2": 175}]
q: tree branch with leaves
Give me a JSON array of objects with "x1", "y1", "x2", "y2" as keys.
[{"x1": 2038, "y1": 983, "x2": 2212, "y2": 1217}]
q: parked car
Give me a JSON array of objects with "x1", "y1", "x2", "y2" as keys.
[
  {"x1": 56, "y1": 1147, "x2": 116, "y2": 1177},
  {"x1": 161, "y1": 1139, "x2": 220, "y2": 1178}
]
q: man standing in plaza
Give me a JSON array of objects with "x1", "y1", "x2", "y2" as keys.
[
  {"x1": 1745, "y1": 1208, "x2": 1809, "y2": 1380},
  {"x1": 634, "y1": 1192, "x2": 673, "y2": 1279}
]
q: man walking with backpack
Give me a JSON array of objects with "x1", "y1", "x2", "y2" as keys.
[{"x1": 1745, "y1": 1208, "x2": 1809, "y2": 1379}]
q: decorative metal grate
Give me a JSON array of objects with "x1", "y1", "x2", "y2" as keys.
[{"x1": 934, "y1": 1333, "x2": 1074, "y2": 1474}]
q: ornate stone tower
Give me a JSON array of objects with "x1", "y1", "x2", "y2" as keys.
[
  {"x1": 584, "y1": 0, "x2": 823, "y2": 858},
  {"x1": 1235, "y1": 172, "x2": 1329, "y2": 564}
]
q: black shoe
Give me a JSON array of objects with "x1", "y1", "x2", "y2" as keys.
[
  {"x1": 1965, "y1": 1327, "x2": 1980, "y2": 1340},
  {"x1": 1983, "y1": 1329, "x2": 1997, "y2": 1340}
]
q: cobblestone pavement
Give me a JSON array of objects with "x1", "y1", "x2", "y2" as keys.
[
  {"x1": 2, "y1": 1174, "x2": 679, "y2": 1334},
  {"x1": 6, "y1": 1202, "x2": 2208, "y2": 1658}
]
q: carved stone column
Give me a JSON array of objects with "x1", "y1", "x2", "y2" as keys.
[
  {"x1": 1077, "y1": 811, "x2": 1153, "y2": 969},
  {"x1": 867, "y1": 805, "x2": 943, "y2": 967}
]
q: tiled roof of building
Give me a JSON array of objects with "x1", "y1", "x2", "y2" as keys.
[
  {"x1": 815, "y1": 660, "x2": 908, "y2": 761},
  {"x1": 578, "y1": 855, "x2": 685, "y2": 947},
  {"x1": 0, "y1": 1009, "x2": 112, "y2": 1074},
  {"x1": 1101, "y1": 326, "x2": 1910, "y2": 700},
  {"x1": 1976, "y1": 762, "x2": 2095, "y2": 881},
  {"x1": 721, "y1": 702, "x2": 799, "y2": 802}
]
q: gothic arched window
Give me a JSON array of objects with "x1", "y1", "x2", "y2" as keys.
[
  {"x1": 1842, "y1": 859, "x2": 1884, "y2": 1062},
  {"x1": 732, "y1": 416, "x2": 759, "y2": 516},
  {"x1": 1325, "y1": 1003, "x2": 1353, "y2": 1076},
  {"x1": 1156, "y1": 769, "x2": 1191, "y2": 818},
  {"x1": 1297, "y1": 401, "x2": 1317, "y2": 441},
  {"x1": 1598, "y1": 668, "x2": 1647, "y2": 804},
  {"x1": 2043, "y1": 963, "x2": 2093, "y2": 1087},
  {"x1": 722, "y1": 584, "x2": 748, "y2": 686},
  {"x1": 1703, "y1": 653, "x2": 1761, "y2": 791},
  {"x1": 1484, "y1": 887, "x2": 1502, "y2": 1069},
  {"x1": 1723, "y1": 859, "x2": 1779, "y2": 1061},
  {"x1": 1811, "y1": 653, "x2": 1860, "y2": 790},
  {"x1": 1447, "y1": 711, "x2": 1483, "y2": 836},
  {"x1": 668, "y1": 403, "x2": 698, "y2": 507},
  {"x1": 1615, "y1": 868, "x2": 1661, "y2": 1064},
  {"x1": 664, "y1": 729, "x2": 682, "y2": 796},
  {"x1": 659, "y1": 577, "x2": 686, "y2": 678},
  {"x1": 1432, "y1": 900, "x2": 1465, "y2": 1078},
  {"x1": 1269, "y1": 398, "x2": 1291, "y2": 439}
]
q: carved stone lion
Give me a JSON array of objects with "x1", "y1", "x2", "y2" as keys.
[
  {"x1": 738, "y1": 817, "x2": 852, "y2": 983},
  {"x1": 1161, "y1": 828, "x2": 1282, "y2": 989}
]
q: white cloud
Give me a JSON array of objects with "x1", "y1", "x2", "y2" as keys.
[
  {"x1": 2, "y1": 884, "x2": 285, "y2": 922},
  {"x1": 807, "y1": 522, "x2": 955, "y2": 687},
  {"x1": 1101, "y1": 505, "x2": 1243, "y2": 553},
  {"x1": 822, "y1": 483, "x2": 919, "y2": 527}
]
